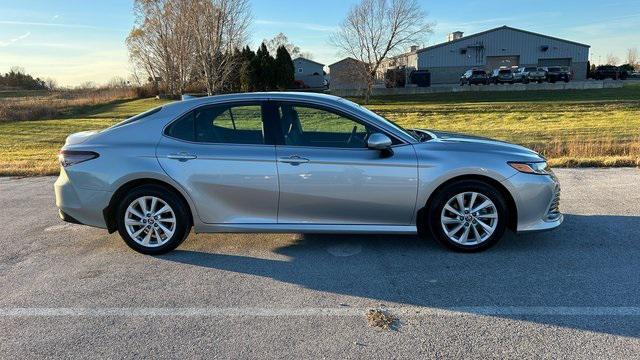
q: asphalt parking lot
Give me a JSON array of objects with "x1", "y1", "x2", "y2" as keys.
[{"x1": 1, "y1": 168, "x2": 639, "y2": 359}]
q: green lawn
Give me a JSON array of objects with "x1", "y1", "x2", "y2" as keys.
[{"x1": 1, "y1": 85, "x2": 639, "y2": 176}]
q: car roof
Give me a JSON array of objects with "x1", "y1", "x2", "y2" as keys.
[{"x1": 163, "y1": 92, "x2": 343, "y2": 112}]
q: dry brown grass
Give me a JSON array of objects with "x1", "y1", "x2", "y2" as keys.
[
  {"x1": 0, "y1": 88, "x2": 138, "y2": 122},
  {"x1": 534, "y1": 137, "x2": 640, "y2": 167}
]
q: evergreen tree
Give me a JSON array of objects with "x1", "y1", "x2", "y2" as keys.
[
  {"x1": 228, "y1": 47, "x2": 243, "y2": 93},
  {"x1": 255, "y1": 43, "x2": 275, "y2": 90},
  {"x1": 274, "y1": 45, "x2": 295, "y2": 90},
  {"x1": 239, "y1": 46, "x2": 256, "y2": 92}
]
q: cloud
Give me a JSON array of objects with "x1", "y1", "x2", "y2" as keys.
[
  {"x1": 0, "y1": 32, "x2": 31, "y2": 47},
  {"x1": 0, "y1": 20, "x2": 117, "y2": 31},
  {"x1": 255, "y1": 19, "x2": 337, "y2": 33}
]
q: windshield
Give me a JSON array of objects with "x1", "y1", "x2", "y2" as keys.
[
  {"x1": 525, "y1": 67, "x2": 537, "y2": 72},
  {"x1": 548, "y1": 67, "x2": 561, "y2": 72},
  {"x1": 339, "y1": 99, "x2": 419, "y2": 141},
  {"x1": 110, "y1": 106, "x2": 163, "y2": 129},
  {"x1": 499, "y1": 70, "x2": 511, "y2": 74}
]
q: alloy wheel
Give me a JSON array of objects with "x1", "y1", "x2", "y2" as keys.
[
  {"x1": 440, "y1": 192, "x2": 498, "y2": 245},
  {"x1": 124, "y1": 196, "x2": 176, "y2": 248}
]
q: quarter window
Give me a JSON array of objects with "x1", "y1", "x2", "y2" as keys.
[{"x1": 165, "y1": 104, "x2": 264, "y2": 144}]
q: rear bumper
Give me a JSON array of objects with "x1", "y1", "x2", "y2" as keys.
[{"x1": 54, "y1": 168, "x2": 112, "y2": 229}]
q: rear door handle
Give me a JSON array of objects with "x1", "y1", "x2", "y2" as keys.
[
  {"x1": 167, "y1": 152, "x2": 197, "y2": 161},
  {"x1": 279, "y1": 155, "x2": 309, "y2": 165}
]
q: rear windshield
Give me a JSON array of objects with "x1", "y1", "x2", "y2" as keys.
[
  {"x1": 472, "y1": 71, "x2": 485, "y2": 75},
  {"x1": 498, "y1": 70, "x2": 511, "y2": 74},
  {"x1": 110, "y1": 106, "x2": 162, "y2": 129},
  {"x1": 525, "y1": 67, "x2": 537, "y2": 72},
  {"x1": 548, "y1": 67, "x2": 561, "y2": 72}
]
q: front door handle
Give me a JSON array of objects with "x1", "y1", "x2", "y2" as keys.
[
  {"x1": 279, "y1": 155, "x2": 309, "y2": 165},
  {"x1": 167, "y1": 152, "x2": 197, "y2": 161}
]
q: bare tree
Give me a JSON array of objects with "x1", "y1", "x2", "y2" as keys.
[
  {"x1": 44, "y1": 78, "x2": 58, "y2": 91},
  {"x1": 186, "y1": 0, "x2": 251, "y2": 95},
  {"x1": 263, "y1": 32, "x2": 309, "y2": 59},
  {"x1": 9, "y1": 66, "x2": 25, "y2": 74},
  {"x1": 606, "y1": 53, "x2": 620, "y2": 66},
  {"x1": 627, "y1": 47, "x2": 639, "y2": 70},
  {"x1": 127, "y1": 0, "x2": 195, "y2": 97},
  {"x1": 108, "y1": 76, "x2": 130, "y2": 88},
  {"x1": 77, "y1": 81, "x2": 97, "y2": 90},
  {"x1": 331, "y1": 0, "x2": 432, "y2": 102}
]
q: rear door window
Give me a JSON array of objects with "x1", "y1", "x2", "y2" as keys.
[{"x1": 165, "y1": 103, "x2": 265, "y2": 145}]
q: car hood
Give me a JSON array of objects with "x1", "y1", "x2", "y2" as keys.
[{"x1": 412, "y1": 129, "x2": 542, "y2": 160}]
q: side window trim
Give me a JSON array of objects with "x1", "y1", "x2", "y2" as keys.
[{"x1": 268, "y1": 100, "x2": 403, "y2": 148}]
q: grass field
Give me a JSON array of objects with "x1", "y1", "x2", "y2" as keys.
[
  {"x1": 1, "y1": 85, "x2": 639, "y2": 176},
  {"x1": 0, "y1": 98, "x2": 170, "y2": 176}
]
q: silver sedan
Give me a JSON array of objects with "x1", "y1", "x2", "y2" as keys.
[{"x1": 55, "y1": 92, "x2": 562, "y2": 254}]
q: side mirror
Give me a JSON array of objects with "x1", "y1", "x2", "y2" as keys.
[{"x1": 367, "y1": 133, "x2": 392, "y2": 150}]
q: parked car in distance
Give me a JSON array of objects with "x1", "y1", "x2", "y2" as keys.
[
  {"x1": 543, "y1": 66, "x2": 571, "y2": 83},
  {"x1": 55, "y1": 92, "x2": 563, "y2": 255},
  {"x1": 460, "y1": 69, "x2": 490, "y2": 86},
  {"x1": 513, "y1": 67, "x2": 547, "y2": 83},
  {"x1": 592, "y1": 65, "x2": 625, "y2": 80},
  {"x1": 491, "y1": 68, "x2": 515, "y2": 84}
]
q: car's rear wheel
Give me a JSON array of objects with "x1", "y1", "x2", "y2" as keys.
[
  {"x1": 116, "y1": 185, "x2": 190, "y2": 255},
  {"x1": 425, "y1": 180, "x2": 507, "y2": 252}
]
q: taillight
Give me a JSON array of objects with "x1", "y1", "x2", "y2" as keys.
[{"x1": 58, "y1": 150, "x2": 99, "y2": 167}]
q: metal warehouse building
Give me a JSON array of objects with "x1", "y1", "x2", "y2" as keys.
[{"x1": 417, "y1": 26, "x2": 590, "y2": 84}]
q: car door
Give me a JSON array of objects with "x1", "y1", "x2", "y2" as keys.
[
  {"x1": 156, "y1": 102, "x2": 279, "y2": 224},
  {"x1": 270, "y1": 101, "x2": 418, "y2": 225}
]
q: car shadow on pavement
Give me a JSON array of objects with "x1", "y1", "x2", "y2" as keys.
[{"x1": 160, "y1": 214, "x2": 640, "y2": 337}]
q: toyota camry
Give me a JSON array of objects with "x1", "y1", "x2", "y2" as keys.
[{"x1": 55, "y1": 92, "x2": 562, "y2": 254}]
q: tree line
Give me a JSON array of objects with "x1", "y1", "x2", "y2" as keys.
[
  {"x1": 0, "y1": 67, "x2": 47, "y2": 90},
  {"x1": 127, "y1": 0, "x2": 296, "y2": 97}
]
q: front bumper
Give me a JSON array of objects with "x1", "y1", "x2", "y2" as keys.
[
  {"x1": 54, "y1": 168, "x2": 112, "y2": 229},
  {"x1": 503, "y1": 172, "x2": 563, "y2": 233}
]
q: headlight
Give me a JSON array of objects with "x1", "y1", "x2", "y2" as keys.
[
  {"x1": 58, "y1": 150, "x2": 99, "y2": 167},
  {"x1": 508, "y1": 161, "x2": 550, "y2": 175}
]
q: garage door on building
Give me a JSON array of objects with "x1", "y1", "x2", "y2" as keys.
[
  {"x1": 486, "y1": 56, "x2": 520, "y2": 70},
  {"x1": 538, "y1": 58, "x2": 572, "y2": 67}
]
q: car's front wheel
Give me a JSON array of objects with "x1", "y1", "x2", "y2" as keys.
[
  {"x1": 425, "y1": 180, "x2": 508, "y2": 252},
  {"x1": 116, "y1": 185, "x2": 191, "y2": 255}
]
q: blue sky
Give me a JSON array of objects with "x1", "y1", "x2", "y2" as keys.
[{"x1": 0, "y1": 0, "x2": 638, "y2": 86}]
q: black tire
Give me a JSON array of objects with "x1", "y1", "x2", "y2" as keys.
[
  {"x1": 116, "y1": 184, "x2": 191, "y2": 255},
  {"x1": 423, "y1": 180, "x2": 508, "y2": 252}
]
